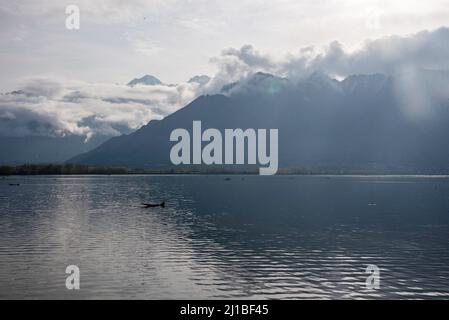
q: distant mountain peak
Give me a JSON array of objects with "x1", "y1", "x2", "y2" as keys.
[
  {"x1": 221, "y1": 72, "x2": 287, "y2": 95},
  {"x1": 341, "y1": 73, "x2": 389, "y2": 95},
  {"x1": 127, "y1": 75, "x2": 163, "y2": 87},
  {"x1": 306, "y1": 71, "x2": 337, "y2": 84}
]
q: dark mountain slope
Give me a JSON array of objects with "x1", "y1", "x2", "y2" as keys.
[{"x1": 69, "y1": 71, "x2": 449, "y2": 171}]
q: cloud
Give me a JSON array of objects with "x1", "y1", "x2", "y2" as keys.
[
  {"x1": 207, "y1": 27, "x2": 449, "y2": 86},
  {"x1": 0, "y1": 77, "x2": 200, "y2": 140},
  {"x1": 221, "y1": 45, "x2": 275, "y2": 71},
  {"x1": 2, "y1": 26, "x2": 449, "y2": 141},
  {"x1": 206, "y1": 44, "x2": 278, "y2": 92},
  {"x1": 0, "y1": 0, "x2": 170, "y2": 24},
  {"x1": 2, "y1": 0, "x2": 449, "y2": 92},
  {"x1": 202, "y1": 27, "x2": 449, "y2": 121},
  {"x1": 284, "y1": 27, "x2": 449, "y2": 78}
]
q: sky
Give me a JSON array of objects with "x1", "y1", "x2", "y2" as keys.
[
  {"x1": 1, "y1": 0, "x2": 449, "y2": 89},
  {"x1": 0, "y1": 0, "x2": 449, "y2": 139}
]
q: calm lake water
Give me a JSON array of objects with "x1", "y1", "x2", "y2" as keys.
[{"x1": 1, "y1": 175, "x2": 449, "y2": 299}]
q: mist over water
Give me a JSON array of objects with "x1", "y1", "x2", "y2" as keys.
[{"x1": 1, "y1": 175, "x2": 449, "y2": 299}]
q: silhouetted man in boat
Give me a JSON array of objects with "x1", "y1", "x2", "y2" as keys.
[{"x1": 141, "y1": 201, "x2": 165, "y2": 208}]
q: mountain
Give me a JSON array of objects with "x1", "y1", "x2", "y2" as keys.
[
  {"x1": 127, "y1": 75, "x2": 163, "y2": 87},
  {"x1": 69, "y1": 70, "x2": 449, "y2": 172},
  {"x1": 188, "y1": 75, "x2": 211, "y2": 86},
  {"x1": 0, "y1": 135, "x2": 109, "y2": 165}
]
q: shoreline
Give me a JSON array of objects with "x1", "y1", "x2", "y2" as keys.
[
  {"x1": 3, "y1": 173, "x2": 449, "y2": 177},
  {"x1": 2, "y1": 164, "x2": 449, "y2": 176}
]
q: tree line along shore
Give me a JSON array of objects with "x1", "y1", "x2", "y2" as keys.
[{"x1": 0, "y1": 164, "x2": 446, "y2": 176}]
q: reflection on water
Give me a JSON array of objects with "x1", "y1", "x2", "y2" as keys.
[{"x1": 1, "y1": 175, "x2": 449, "y2": 299}]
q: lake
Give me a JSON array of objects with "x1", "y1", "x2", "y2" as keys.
[{"x1": 1, "y1": 175, "x2": 449, "y2": 299}]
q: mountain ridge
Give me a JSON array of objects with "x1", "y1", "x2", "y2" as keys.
[{"x1": 68, "y1": 71, "x2": 449, "y2": 171}]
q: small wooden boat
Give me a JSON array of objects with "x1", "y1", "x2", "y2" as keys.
[{"x1": 141, "y1": 201, "x2": 165, "y2": 208}]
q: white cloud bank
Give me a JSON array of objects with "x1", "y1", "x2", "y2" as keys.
[
  {"x1": 0, "y1": 77, "x2": 199, "y2": 139},
  {"x1": 209, "y1": 27, "x2": 449, "y2": 83}
]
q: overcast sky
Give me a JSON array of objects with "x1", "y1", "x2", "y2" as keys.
[{"x1": 1, "y1": 0, "x2": 449, "y2": 90}]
